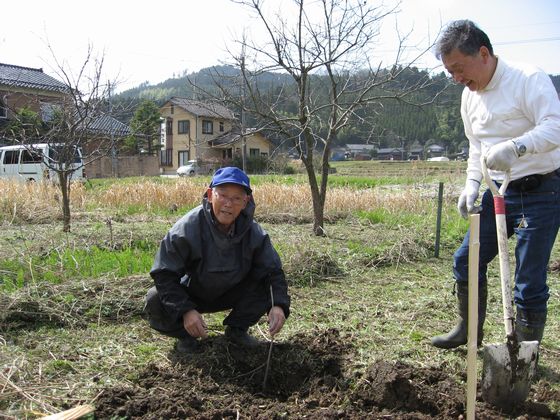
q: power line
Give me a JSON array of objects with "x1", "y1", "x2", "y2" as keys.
[{"x1": 495, "y1": 36, "x2": 560, "y2": 46}]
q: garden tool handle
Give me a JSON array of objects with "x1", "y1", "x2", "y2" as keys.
[{"x1": 481, "y1": 159, "x2": 515, "y2": 338}]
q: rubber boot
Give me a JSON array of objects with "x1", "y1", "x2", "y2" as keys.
[
  {"x1": 515, "y1": 308, "x2": 547, "y2": 343},
  {"x1": 431, "y1": 282, "x2": 487, "y2": 349},
  {"x1": 225, "y1": 326, "x2": 260, "y2": 347},
  {"x1": 175, "y1": 334, "x2": 200, "y2": 354}
]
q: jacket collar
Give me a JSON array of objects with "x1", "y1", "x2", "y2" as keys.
[{"x1": 483, "y1": 56, "x2": 505, "y2": 92}]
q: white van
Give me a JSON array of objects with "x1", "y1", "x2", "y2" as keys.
[{"x1": 0, "y1": 143, "x2": 85, "y2": 182}]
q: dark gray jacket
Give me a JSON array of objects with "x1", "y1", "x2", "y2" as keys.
[{"x1": 150, "y1": 194, "x2": 290, "y2": 322}]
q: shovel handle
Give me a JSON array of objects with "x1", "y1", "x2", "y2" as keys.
[{"x1": 481, "y1": 159, "x2": 515, "y2": 338}]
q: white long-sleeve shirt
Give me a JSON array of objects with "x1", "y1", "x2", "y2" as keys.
[{"x1": 461, "y1": 57, "x2": 560, "y2": 182}]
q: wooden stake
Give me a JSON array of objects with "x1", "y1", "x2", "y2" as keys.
[
  {"x1": 466, "y1": 213, "x2": 480, "y2": 420},
  {"x1": 262, "y1": 285, "x2": 275, "y2": 391},
  {"x1": 41, "y1": 404, "x2": 95, "y2": 420}
]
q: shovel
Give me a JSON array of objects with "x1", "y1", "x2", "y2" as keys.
[{"x1": 480, "y1": 159, "x2": 539, "y2": 409}]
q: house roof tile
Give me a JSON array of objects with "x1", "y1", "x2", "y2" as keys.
[
  {"x1": 0, "y1": 63, "x2": 69, "y2": 93},
  {"x1": 169, "y1": 97, "x2": 235, "y2": 120},
  {"x1": 87, "y1": 113, "x2": 130, "y2": 136}
]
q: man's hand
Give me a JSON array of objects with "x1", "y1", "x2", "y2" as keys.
[
  {"x1": 485, "y1": 140, "x2": 519, "y2": 171},
  {"x1": 182, "y1": 309, "x2": 208, "y2": 339},
  {"x1": 268, "y1": 306, "x2": 286, "y2": 337},
  {"x1": 458, "y1": 179, "x2": 482, "y2": 219}
]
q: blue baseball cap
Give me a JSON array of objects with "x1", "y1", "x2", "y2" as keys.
[{"x1": 210, "y1": 167, "x2": 252, "y2": 194}]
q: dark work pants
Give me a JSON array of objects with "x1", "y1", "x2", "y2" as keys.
[{"x1": 143, "y1": 277, "x2": 269, "y2": 339}]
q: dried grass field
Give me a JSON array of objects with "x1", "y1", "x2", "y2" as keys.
[{"x1": 1, "y1": 161, "x2": 559, "y2": 419}]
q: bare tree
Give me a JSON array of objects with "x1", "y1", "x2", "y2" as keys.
[
  {"x1": 215, "y1": 0, "x2": 438, "y2": 235},
  {"x1": 2, "y1": 45, "x2": 125, "y2": 232}
]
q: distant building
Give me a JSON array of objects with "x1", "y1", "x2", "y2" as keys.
[
  {"x1": 426, "y1": 144, "x2": 445, "y2": 158},
  {"x1": 159, "y1": 97, "x2": 273, "y2": 174},
  {"x1": 376, "y1": 147, "x2": 405, "y2": 160},
  {"x1": 0, "y1": 62, "x2": 139, "y2": 178},
  {"x1": 346, "y1": 143, "x2": 376, "y2": 160},
  {"x1": 330, "y1": 146, "x2": 347, "y2": 161},
  {"x1": 0, "y1": 63, "x2": 68, "y2": 134}
]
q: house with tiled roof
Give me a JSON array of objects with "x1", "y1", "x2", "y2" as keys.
[
  {"x1": 0, "y1": 62, "x2": 148, "y2": 178},
  {"x1": 0, "y1": 63, "x2": 69, "y2": 126},
  {"x1": 159, "y1": 97, "x2": 272, "y2": 174},
  {"x1": 1, "y1": 62, "x2": 130, "y2": 138},
  {"x1": 209, "y1": 127, "x2": 272, "y2": 160}
]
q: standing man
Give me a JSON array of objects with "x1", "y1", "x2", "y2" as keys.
[
  {"x1": 431, "y1": 20, "x2": 560, "y2": 349},
  {"x1": 144, "y1": 167, "x2": 290, "y2": 353}
]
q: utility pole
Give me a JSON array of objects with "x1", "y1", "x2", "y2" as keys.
[
  {"x1": 109, "y1": 81, "x2": 118, "y2": 177},
  {"x1": 240, "y1": 52, "x2": 247, "y2": 172}
]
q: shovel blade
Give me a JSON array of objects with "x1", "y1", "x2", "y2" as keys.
[{"x1": 481, "y1": 340, "x2": 539, "y2": 409}]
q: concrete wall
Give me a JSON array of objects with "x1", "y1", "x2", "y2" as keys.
[{"x1": 86, "y1": 155, "x2": 160, "y2": 178}]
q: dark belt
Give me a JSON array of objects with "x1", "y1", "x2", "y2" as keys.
[{"x1": 508, "y1": 168, "x2": 560, "y2": 192}]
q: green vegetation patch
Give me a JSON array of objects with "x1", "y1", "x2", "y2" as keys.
[{"x1": 0, "y1": 245, "x2": 155, "y2": 291}]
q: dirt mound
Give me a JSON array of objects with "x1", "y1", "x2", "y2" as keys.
[
  {"x1": 94, "y1": 328, "x2": 558, "y2": 419},
  {"x1": 353, "y1": 360, "x2": 464, "y2": 417}
]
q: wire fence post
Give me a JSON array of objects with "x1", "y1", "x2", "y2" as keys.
[{"x1": 435, "y1": 182, "x2": 444, "y2": 258}]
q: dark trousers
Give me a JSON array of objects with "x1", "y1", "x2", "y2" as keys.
[{"x1": 144, "y1": 278, "x2": 269, "y2": 339}]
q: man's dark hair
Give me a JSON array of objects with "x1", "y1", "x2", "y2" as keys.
[{"x1": 434, "y1": 20, "x2": 494, "y2": 59}]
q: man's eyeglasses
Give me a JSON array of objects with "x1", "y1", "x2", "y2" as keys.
[{"x1": 213, "y1": 189, "x2": 247, "y2": 206}]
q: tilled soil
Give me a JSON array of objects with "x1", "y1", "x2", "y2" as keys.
[{"x1": 94, "y1": 328, "x2": 558, "y2": 419}]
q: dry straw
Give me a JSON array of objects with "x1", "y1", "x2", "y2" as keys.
[
  {"x1": 0, "y1": 180, "x2": 87, "y2": 223},
  {"x1": 1, "y1": 178, "x2": 436, "y2": 221},
  {"x1": 96, "y1": 180, "x2": 433, "y2": 216}
]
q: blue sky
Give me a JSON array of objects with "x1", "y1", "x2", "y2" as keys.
[{"x1": 2, "y1": 0, "x2": 559, "y2": 92}]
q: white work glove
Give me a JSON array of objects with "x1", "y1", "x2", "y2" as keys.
[
  {"x1": 485, "y1": 140, "x2": 519, "y2": 171},
  {"x1": 458, "y1": 179, "x2": 482, "y2": 219}
]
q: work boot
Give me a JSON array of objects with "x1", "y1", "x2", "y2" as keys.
[
  {"x1": 431, "y1": 282, "x2": 487, "y2": 349},
  {"x1": 175, "y1": 335, "x2": 200, "y2": 354},
  {"x1": 225, "y1": 326, "x2": 260, "y2": 347},
  {"x1": 515, "y1": 308, "x2": 547, "y2": 343}
]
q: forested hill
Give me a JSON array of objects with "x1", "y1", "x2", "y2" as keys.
[{"x1": 114, "y1": 66, "x2": 560, "y2": 155}]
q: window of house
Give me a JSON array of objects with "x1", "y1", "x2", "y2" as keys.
[
  {"x1": 166, "y1": 119, "x2": 173, "y2": 135},
  {"x1": 40, "y1": 102, "x2": 56, "y2": 122},
  {"x1": 261, "y1": 152, "x2": 268, "y2": 158},
  {"x1": 202, "y1": 120, "x2": 213, "y2": 134},
  {"x1": 160, "y1": 149, "x2": 173, "y2": 166},
  {"x1": 178, "y1": 120, "x2": 190, "y2": 135},
  {"x1": 219, "y1": 121, "x2": 224, "y2": 132},
  {"x1": 178, "y1": 150, "x2": 189, "y2": 166},
  {"x1": 0, "y1": 98, "x2": 7, "y2": 119},
  {"x1": 250, "y1": 148, "x2": 260, "y2": 157},
  {"x1": 222, "y1": 149, "x2": 233, "y2": 159},
  {"x1": 170, "y1": 104, "x2": 174, "y2": 114}
]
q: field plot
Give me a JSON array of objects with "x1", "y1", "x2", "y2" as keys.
[{"x1": 1, "y1": 162, "x2": 558, "y2": 419}]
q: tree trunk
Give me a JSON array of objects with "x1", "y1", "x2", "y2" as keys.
[
  {"x1": 312, "y1": 191, "x2": 325, "y2": 236},
  {"x1": 302, "y1": 157, "x2": 326, "y2": 236},
  {"x1": 58, "y1": 171, "x2": 72, "y2": 232}
]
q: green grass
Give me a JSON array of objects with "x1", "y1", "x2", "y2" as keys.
[{"x1": 0, "y1": 244, "x2": 156, "y2": 291}]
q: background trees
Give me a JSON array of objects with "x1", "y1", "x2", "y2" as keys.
[
  {"x1": 211, "y1": 0, "x2": 439, "y2": 235},
  {"x1": 124, "y1": 100, "x2": 162, "y2": 155}
]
